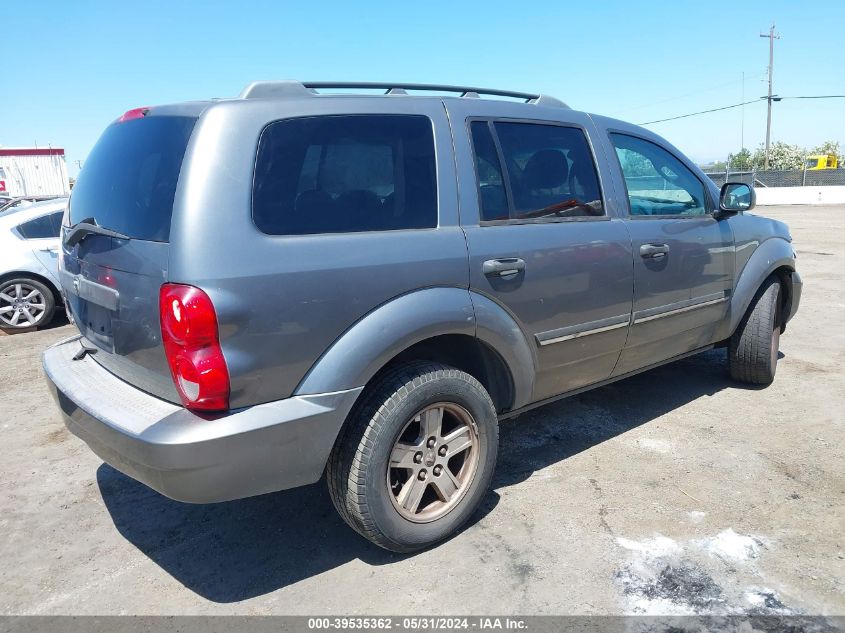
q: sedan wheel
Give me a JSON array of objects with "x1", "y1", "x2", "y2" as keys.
[{"x1": 0, "y1": 279, "x2": 55, "y2": 330}]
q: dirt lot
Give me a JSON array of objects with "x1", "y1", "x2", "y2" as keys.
[{"x1": 1, "y1": 205, "x2": 843, "y2": 617}]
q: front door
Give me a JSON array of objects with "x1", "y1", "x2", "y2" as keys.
[
  {"x1": 447, "y1": 102, "x2": 634, "y2": 403},
  {"x1": 608, "y1": 132, "x2": 734, "y2": 375}
]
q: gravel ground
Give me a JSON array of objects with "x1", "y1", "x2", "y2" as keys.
[{"x1": 1, "y1": 205, "x2": 843, "y2": 617}]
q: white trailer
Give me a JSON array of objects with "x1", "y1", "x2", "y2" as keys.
[{"x1": 0, "y1": 148, "x2": 70, "y2": 197}]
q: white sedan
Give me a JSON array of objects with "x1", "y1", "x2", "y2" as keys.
[{"x1": 0, "y1": 197, "x2": 67, "y2": 331}]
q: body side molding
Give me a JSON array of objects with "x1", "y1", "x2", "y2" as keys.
[
  {"x1": 536, "y1": 313, "x2": 630, "y2": 346},
  {"x1": 633, "y1": 292, "x2": 729, "y2": 325}
]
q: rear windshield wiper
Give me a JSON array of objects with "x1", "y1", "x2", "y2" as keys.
[{"x1": 63, "y1": 217, "x2": 130, "y2": 248}]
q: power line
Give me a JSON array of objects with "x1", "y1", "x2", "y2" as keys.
[
  {"x1": 610, "y1": 74, "x2": 766, "y2": 116},
  {"x1": 640, "y1": 100, "x2": 760, "y2": 125},
  {"x1": 639, "y1": 94, "x2": 845, "y2": 125},
  {"x1": 780, "y1": 95, "x2": 845, "y2": 99}
]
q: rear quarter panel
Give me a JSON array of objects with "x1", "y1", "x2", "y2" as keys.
[{"x1": 170, "y1": 97, "x2": 468, "y2": 407}]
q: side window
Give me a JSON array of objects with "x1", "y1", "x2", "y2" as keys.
[
  {"x1": 610, "y1": 134, "x2": 708, "y2": 217},
  {"x1": 469, "y1": 121, "x2": 508, "y2": 221},
  {"x1": 492, "y1": 122, "x2": 604, "y2": 220},
  {"x1": 17, "y1": 211, "x2": 63, "y2": 239},
  {"x1": 253, "y1": 115, "x2": 437, "y2": 235}
]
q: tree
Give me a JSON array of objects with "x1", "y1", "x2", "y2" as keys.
[
  {"x1": 728, "y1": 148, "x2": 753, "y2": 170},
  {"x1": 617, "y1": 148, "x2": 657, "y2": 177},
  {"x1": 810, "y1": 141, "x2": 843, "y2": 164},
  {"x1": 753, "y1": 142, "x2": 804, "y2": 170},
  {"x1": 719, "y1": 140, "x2": 843, "y2": 171}
]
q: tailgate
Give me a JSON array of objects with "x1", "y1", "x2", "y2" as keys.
[
  {"x1": 60, "y1": 113, "x2": 196, "y2": 403},
  {"x1": 62, "y1": 239, "x2": 177, "y2": 402}
]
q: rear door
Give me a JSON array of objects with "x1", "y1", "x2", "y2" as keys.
[
  {"x1": 16, "y1": 208, "x2": 63, "y2": 284},
  {"x1": 606, "y1": 132, "x2": 734, "y2": 375},
  {"x1": 447, "y1": 100, "x2": 634, "y2": 402},
  {"x1": 61, "y1": 113, "x2": 197, "y2": 402}
]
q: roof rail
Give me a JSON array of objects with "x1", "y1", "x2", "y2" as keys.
[{"x1": 239, "y1": 81, "x2": 568, "y2": 108}]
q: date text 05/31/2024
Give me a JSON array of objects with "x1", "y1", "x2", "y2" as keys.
[{"x1": 307, "y1": 617, "x2": 528, "y2": 630}]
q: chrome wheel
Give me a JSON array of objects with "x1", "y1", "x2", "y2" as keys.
[
  {"x1": 0, "y1": 282, "x2": 47, "y2": 328},
  {"x1": 387, "y1": 402, "x2": 480, "y2": 523}
]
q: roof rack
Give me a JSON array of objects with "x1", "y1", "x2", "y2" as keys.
[{"x1": 239, "y1": 81, "x2": 568, "y2": 108}]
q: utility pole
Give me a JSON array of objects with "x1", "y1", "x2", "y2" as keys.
[
  {"x1": 741, "y1": 71, "x2": 745, "y2": 151},
  {"x1": 760, "y1": 23, "x2": 781, "y2": 169}
]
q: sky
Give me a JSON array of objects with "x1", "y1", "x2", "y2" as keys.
[{"x1": 2, "y1": 1, "x2": 843, "y2": 175}]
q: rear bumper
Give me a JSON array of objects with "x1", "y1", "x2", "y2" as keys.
[{"x1": 43, "y1": 336, "x2": 362, "y2": 503}]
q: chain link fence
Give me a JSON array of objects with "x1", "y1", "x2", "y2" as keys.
[{"x1": 704, "y1": 168, "x2": 845, "y2": 188}]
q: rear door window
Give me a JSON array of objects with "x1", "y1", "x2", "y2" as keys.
[
  {"x1": 69, "y1": 116, "x2": 197, "y2": 242},
  {"x1": 17, "y1": 211, "x2": 63, "y2": 239},
  {"x1": 469, "y1": 121, "x2": 509, "y2": 222},
  {"x1": 493, "y1": 122, "x2": 604, "y2": 220},
  {"x1": 253, "y1": 115, "x2": 437, "y2": 235}
]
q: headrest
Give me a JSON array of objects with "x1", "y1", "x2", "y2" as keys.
[{"x1": 522, "y1": 149, "x2": 568, "y2": 190}]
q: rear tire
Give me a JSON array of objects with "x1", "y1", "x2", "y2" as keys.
[
  {"x1": 327, "y1": 362, "x2": 498, "y2": 553},
  {"x1": 0, "y1": 277, "x2": 56, "y2": 332},
  {"x1": 728, "y1": 275, "x2": 781, "y2": 385}
]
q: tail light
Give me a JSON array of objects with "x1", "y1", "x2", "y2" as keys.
[{"x1": 159, "y1": 283, "x2": 230, "y2": 412}]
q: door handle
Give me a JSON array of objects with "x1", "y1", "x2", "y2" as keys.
[
  {"x1": 482, "y1": 258, "x2": 525, "y2": 278},
  {"x1": 640, "y1": 243, "x2": 669, "y2": 259},
  {"x1": 39, "y1": 247, "x2": 59, "y2": 254}
]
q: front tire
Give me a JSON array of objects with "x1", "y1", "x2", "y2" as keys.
[
  {"x1": 729, "y1": 275, "x2": 781, "y2": 385},
  {"x1": 327, "y1": 362, "x2": 499, "y2": 552},
  {"x1": 0, "y1": 277, "x2": 56, "y2": 332}
]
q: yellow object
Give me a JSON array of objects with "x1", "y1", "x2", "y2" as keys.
[{"x1": 805, "y1": 154, "x2": 839, "y2": 170}]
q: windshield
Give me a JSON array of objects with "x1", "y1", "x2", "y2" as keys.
[{"x1": 69, "y1": 115, "x2": 196, "y2": 241}]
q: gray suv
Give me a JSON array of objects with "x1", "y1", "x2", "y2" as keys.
[{"x1": 43, "y1": 81, "x2": 801, "y2": 552}]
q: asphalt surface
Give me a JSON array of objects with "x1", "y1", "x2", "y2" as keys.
[{"x1": 1, "y1": 205, "x2": 843, "y2": 616}]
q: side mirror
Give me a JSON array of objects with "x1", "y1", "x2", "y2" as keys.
[{"x1": 719, "y1": 182, "x2": 755, "y2": 214}]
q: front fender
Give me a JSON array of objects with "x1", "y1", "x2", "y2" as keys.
[
  {"x1": 729, "y1": 237, "x2": 795, "y2": 335},
  {"x1": 295, "y1": 287, "x2": 475, "y2": 395}
]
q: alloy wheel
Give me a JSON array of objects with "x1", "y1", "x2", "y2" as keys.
[
  {"x1": 387, "y1": 402, "x2": 480, "y2": 523},
  {"x1": 0, "y1": 283, "x2": 47, "y2": 328}
]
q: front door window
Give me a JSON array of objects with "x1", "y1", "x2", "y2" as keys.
[{"x1": 611, "y1": 134, "x2": 708, "y2": 217}]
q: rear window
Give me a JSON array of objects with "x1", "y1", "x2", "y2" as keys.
[
  {"x1": 69, "y1": 116, "x2": 196, "y2": 242},
  {"x1": 253, "y1": 115, "x2": 437, "y2": 235}
]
